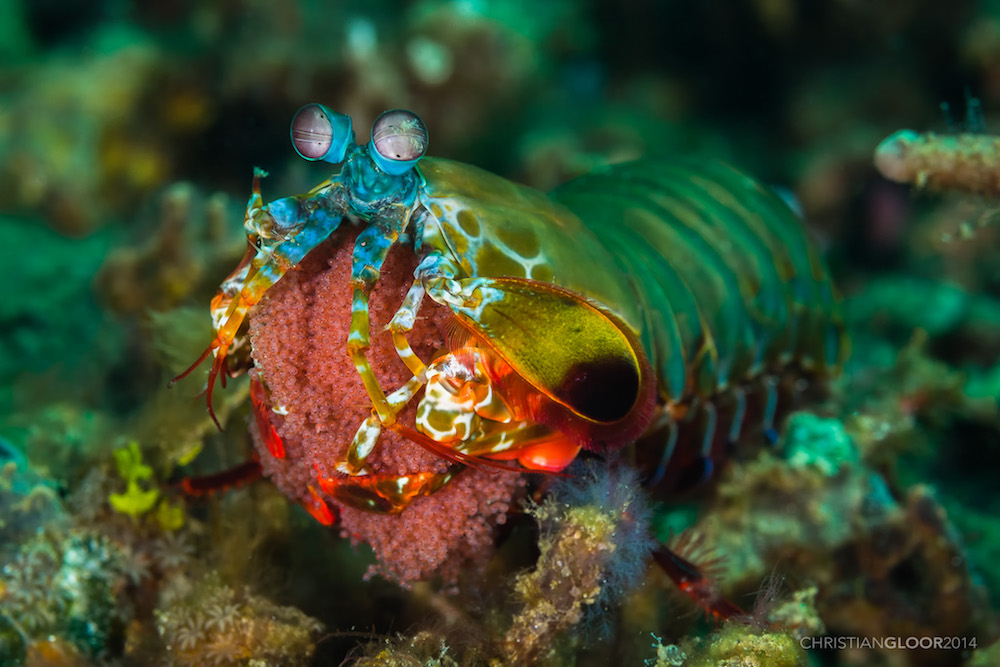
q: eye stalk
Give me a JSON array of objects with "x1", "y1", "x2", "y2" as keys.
[
  {"x1": 370, "y1": 109, "x2": 428, "y2": 175},
  {"x1": 290, "y1": 104, "x2": 353, "y2": 164}
]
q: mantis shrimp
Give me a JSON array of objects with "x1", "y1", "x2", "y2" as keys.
[{"x1": 174, "y1": 104, "x2": 846, "y2": 583}]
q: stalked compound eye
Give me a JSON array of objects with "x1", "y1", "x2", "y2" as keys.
[
  {"x1": 370, "y1": 109, "x2": 428, "y2": 175},
  {"x1": 290, "y1": 103, "x2": 353, "y2": 164}
]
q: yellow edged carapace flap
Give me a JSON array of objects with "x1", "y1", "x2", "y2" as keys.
[{"x1": 449, "y1": 277, "x2": 656, "y2": 451}]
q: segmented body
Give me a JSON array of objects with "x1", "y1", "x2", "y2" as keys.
[
  {"x1": 421, "y1": 157, "x2": 844, "y2": 402},
  {"x1": 176, "y1": 105, "x2": 846, "y2": 527},
  {"x1": 411, "y1": 156, "x2": 846, "y2": 490}
]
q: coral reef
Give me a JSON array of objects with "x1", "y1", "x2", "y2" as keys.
[
  {"x1": 94, "y1": 182, "x2": 244, "y2": 316},
  {"x1": 682, "y1": 410, "x2": 994, "y2": 665},
  {"x1": 155, "y1": 573, "x2": 323, "y2": 667},
  {"x1": 0, "y1": 452, "x2": 132, "y2": 664},
  {"x1": 673, "y1": 622, "x2": 808, "y2": 667},
  {"x1": 875, "y1": 129, "x2": 1000, "y2": 197},
  {"x1": 351, "y1": 630, "x2": 467, "y2": 667},
  {"x1": 0, "y1": 26, "x2": 166, "y2": 234},
  {"x1": 1, "y1": 422, "x2": 317, "y2": 666},
  {"x1": 2, "y1": 532, "x2": 128, "y2": 658},
  {"x1": 7, "y1": 0, "x2": 1000, "y2": 664},
  {"x1": 0, "y1": 444, "x2": 65, "y2": 552}
]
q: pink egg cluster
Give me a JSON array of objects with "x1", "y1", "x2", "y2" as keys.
[{"x1": 247, "y1": 226, "x2": 523, "y2": 583}]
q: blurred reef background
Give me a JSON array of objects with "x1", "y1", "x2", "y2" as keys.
[{"x1": 3, "y1": 0, "x2": 1000, "y2": 665}]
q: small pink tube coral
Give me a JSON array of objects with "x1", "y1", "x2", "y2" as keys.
[{"x1": 247, "y1": 226, "x2": 523, "y2": 584}]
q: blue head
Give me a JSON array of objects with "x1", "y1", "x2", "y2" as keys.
[{"x1": 290, "y1": 104, "x2": 428, "y2": 176}]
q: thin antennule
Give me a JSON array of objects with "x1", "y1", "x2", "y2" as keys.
[
  {"x1": 168, "y1": 342, "x2": 224, "y2": 431},
  {"x1": 744, "y1": 566, "x2": 785, "y2": 630}
]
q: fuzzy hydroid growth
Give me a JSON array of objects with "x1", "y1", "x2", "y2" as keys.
[
  {"x1": 503, "y1": 461, "x2": 654, "y2": 663},
  {"x1": 549, "y1": 460, "x2": 656, "y2": 601}
]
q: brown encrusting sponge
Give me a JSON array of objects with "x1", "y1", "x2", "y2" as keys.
[{"x1": 247, "y1": 224, "x2": 523, "y2": 584}]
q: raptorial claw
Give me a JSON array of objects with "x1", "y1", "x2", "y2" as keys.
[
  {"x1": 315, "y1": 465, "x2": 459, "y2": 514},
  {"x1": 305, "y1": 485, "x2": 339, "y2": 525}
]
